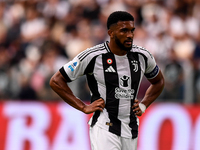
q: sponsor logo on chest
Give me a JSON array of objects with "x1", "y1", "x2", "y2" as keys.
[
  {"x1": 115, "y1": 87, "x2": 134, "y2": 99},
  {"x1": 115, "y1": 75, "x2": 134, "y2": 99}
]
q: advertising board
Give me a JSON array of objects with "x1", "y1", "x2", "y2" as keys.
[{"x1": 0, "y1": 102, "x2": 199, "y2": 150}]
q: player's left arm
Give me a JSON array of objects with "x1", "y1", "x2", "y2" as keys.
[
  {"x1": 133, "y1": 70, "x2": 164, "y2": 116},
  {"x1": 141, "y1": 70, "x2": 164, "y2": 107}
]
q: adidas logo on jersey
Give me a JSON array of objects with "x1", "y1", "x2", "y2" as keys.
[{"x1": 105, "y1": 66, "x2": 116, "y2": 73}]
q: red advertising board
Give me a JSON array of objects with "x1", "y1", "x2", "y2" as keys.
[
  {"x1": 0, "y1": 102, "x2": 200, "y2": 150},
  {"x1": 138, "y1": 103, "x2": 200, "y2": 150}
]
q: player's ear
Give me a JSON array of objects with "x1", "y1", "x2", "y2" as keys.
[{"x1": 108, "y1": 29, "x2": 114, "y2": 39}]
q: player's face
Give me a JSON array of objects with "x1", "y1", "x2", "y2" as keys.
[{"x1": 113, "y1": 21, "x2": 135, "y2": 51}]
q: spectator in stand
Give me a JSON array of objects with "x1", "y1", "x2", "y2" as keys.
[
  {"x1": 0, "y1": 0, "x2": 199, "y2": 103},
  {"x1": 20, "y1": 4, "x2": 48, "y2": 46},
  {"x1": 192, "y1": 33, "x2": 200, "y2": 103},
  {"x1": 161, "y1": 49, "x2": 184, "y2": 101}
]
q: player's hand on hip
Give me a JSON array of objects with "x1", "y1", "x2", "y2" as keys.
[
  {"x1": 132, "y1": 99, "x2": 143, "y2": 116},
  {"x1": 82, "y1": 98, "x2": 105, "y2": 114}
]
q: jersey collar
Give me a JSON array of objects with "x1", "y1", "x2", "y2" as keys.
[{"x1": 104, "y1": 41, "x2": 111, "y2": 53}]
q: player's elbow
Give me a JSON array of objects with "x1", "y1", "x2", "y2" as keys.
[
  {"x1": 157, "y1": 71, "x2": 165, "y2": 91},
  {"x1": 158, "y1": 75, "x2": 165, "y2": 92},
  {"x1": 49, "y1": 75, "x2": 56, "y2": 89},
  {"x1": 49, "y1": 71, "x2": 67, "y2": 90},
  {"x1": 49, "y1": 72, "x2": 60, "y2": 89},
  {"x1": 161, "y1": 78, "x2": 165, "y2": 90}
]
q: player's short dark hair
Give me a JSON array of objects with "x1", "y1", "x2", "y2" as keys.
[{"x1": 107, "y1": 11, "x2": 134, "y2": 30}]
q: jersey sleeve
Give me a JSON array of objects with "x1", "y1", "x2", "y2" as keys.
[
  {"x1": 141, "y1": 48, "x2": 159, "y2": 79},
  {"x1": 59, "y1": 56, "x2": 87, "y2": 82}
]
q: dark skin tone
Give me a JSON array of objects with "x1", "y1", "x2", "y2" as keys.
[
  {"x1": 49, "y1": 71, "x2": 105, "y2": 114},
  {"x1": 107, "y1": 21, "x2": 164, "y2": 116},
  {"x1": 49, "y1": 20, "x2": 164, "y2": 116},
  {"x1": 108, "y1": 21, "x2": 135, "y2": 55}
]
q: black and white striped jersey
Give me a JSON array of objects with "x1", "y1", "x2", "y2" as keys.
[{"x1": 59, "y1": 41, "x2": 159, "y2": 139}]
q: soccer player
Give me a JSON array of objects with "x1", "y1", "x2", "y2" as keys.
[{"x1": 50, "y1": 11, "x2": 164, "y2": 150}]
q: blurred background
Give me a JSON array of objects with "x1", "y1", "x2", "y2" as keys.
[
  {"x1": 0, "y1": 0, "x2": 200, "y2": 103},
  {"x1": 0, "y1": 0, "x2": 200, "y2": 150}
]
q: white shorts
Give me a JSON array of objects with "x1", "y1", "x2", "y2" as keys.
[{"x1": 89, "y1": 125, "x2": 138, "y2": 150}]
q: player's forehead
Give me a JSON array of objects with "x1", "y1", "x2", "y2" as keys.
[{"x1": 116, "y1": 21, "x2": 134, "y2": 29}]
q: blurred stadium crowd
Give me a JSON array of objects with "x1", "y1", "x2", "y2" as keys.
[{"x1": 0, "y1": 0, "x2": 199, "y2": 103}]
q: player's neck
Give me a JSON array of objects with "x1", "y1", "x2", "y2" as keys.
[{"x1": 108, "y1": 41, "x2": 127, "y2": 56}]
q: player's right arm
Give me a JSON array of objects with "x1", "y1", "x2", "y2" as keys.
[{"x1": 49, "y1": 71, "x2": 105, "y2": 114}]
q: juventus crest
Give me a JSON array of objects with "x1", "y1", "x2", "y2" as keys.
[{"x1": 131, "y1": 60, "x2": 138, "y2": 72}]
